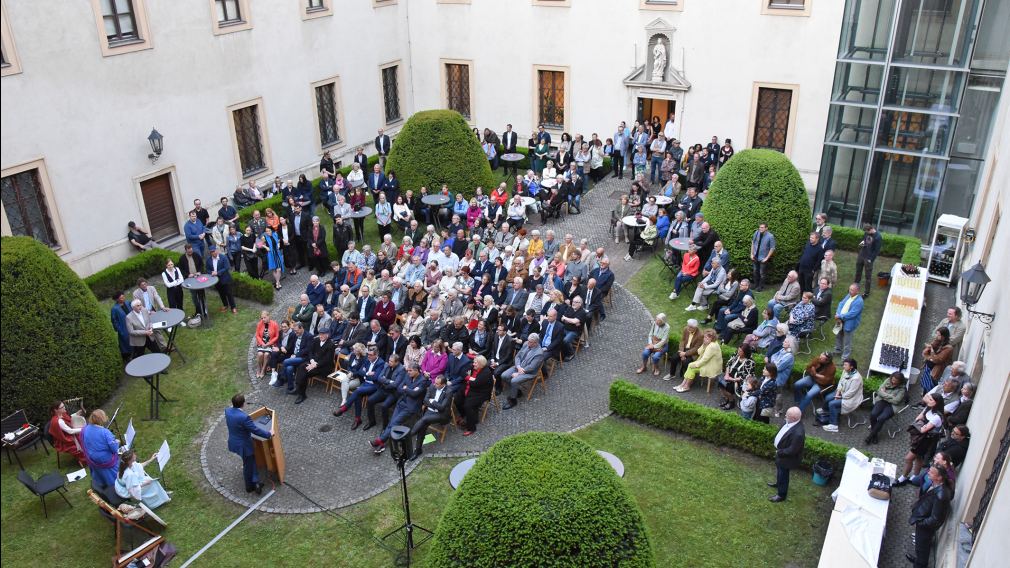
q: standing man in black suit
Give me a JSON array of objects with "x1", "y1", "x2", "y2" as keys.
[
  {"x1": 769, "y1": 406, "x2": 805, "y2": 502},
  {"x1": 206, "y1": 245, "x2": 236, "y2": 313},
  {"x1": 501, "y1": 124, "x2": 519, "y2": 177},
  {"x1": 288, "y1": 204, "x2": 311, "y2": 274},
  {"x1": 375, "y1": 128, "x2": 391, "y2": 170},
  {"x1": 353, "y1": 147, "x2": 368, "y2": 172}
]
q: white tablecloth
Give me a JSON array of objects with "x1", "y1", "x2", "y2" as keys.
[{"x1": 819, "y1": 449, "x2": 892, "y2": 568}]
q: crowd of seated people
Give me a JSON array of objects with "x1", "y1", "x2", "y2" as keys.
[{"x1": 248, "y1": 212, "x2": 616, "y2": 458}]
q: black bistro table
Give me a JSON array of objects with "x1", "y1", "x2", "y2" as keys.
[
  {"x1": 182, "y1": 275, "x2": 218, "y2": 325},
  {"x1": 151, "y1": 308, "x2": 186, "y2": 363},
  {"x1": 125, "y1": 353, "x2": 173, "y2": 421},
  {"x1": 501, "y1": 152, "x2": 525, "y2": 176},
  {"x1": 421, "y1": 194, "x2": 451, "y2": 229}
]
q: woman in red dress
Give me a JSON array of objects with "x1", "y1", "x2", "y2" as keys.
[{"x1": 48, "y1": 400, "x2": 87, "y2": 467}]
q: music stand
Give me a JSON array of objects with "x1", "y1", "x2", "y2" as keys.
[{"x1": 107, "y1": 404, "x2": 124, "y2": 438}]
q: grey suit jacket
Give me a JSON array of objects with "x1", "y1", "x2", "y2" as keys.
[
  {"x1": 132, "y1": 286, "x2": 166, "y2": 311},
  {"x1": 126, "y1": 310, "x2": 153, "y2": 347},
  {"x1": 513, "y1": 344, "x2": 545, "y2": 375}
]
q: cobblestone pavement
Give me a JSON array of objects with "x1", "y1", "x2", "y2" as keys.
[{"x1": 200, "y1": 173, "x2": 655, "y2": 513}]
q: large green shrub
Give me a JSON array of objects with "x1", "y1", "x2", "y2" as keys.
[
  {"x1": 702, "y1": 149, "x2": 812, "y2": 281},
  {"x1": 1, "y1": 237, "x2": 123, "y2": 424},
  {"x1": 385, "y1": 110, "x2": 497, "y2": 200},
  {"x1": 426, "y1": 432, "x2": 653, "y2": 568},
  {"x1": 609, "y1": 380, "x2": 850, "y2": 470}
]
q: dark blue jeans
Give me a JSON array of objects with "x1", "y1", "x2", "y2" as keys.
[
  {"x1": 242, "y1": 453, "x2": 260, "y2": 491},
  {"x1": 345, "y1": 381, "x2": 379, "y2": 417},
  {"x1": 776, "y1": 464, "x2": 791, "y2": 499}
]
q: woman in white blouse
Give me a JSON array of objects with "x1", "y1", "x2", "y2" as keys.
[
  {"x1": 542, "y1": 160, "x2": 558, "y2": 182},
  {"x1": 162, "y1": 259, "x2": 185, "y2": 311},
  {"x1": 347, "y1": 162, "x2": 365, "y2": 189},
  {"x1": 392, "y1": 195, "x2": 413, "y2": 232},
  {"x1": 438, "y1": 267, "x2": 459, "y2": 297}
]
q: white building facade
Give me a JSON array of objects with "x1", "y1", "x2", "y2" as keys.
[{"x1": 2, "y1": 0, "x2": 843, "y2": 276}]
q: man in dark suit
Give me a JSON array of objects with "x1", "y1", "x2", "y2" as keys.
[
  {"x1": 404, "y1": 221, "x2": 424, "y2": 249},
  {"x1": 364, "y1": 319, "x2": 388, "y2": 357},
  {"x1": 225, "y1": 393, "x2": 272, "y2": 494},
  {"x1": 501, "y1": 124, "x2": 519, "y2": 176},
  {"x1": 353, "y1": 147, "x2": 368, "y2": 171},
  {"x1": 501, "y1": 334, "x2": 545, "y2": 408},
  {"x1": 355, "y1": 290, "x2": 377, "y2": 324},
  {"x1": 589, "y1": 258, "x2": 614, "y2": 320},
  {"x1": 374, "y1": 128, "x2": 391, "y2": 169},
  {"x1": 583, "y1": 278, "x2": 604, "y2": 326},
  {"x1": 445, "y1": 341, "x2": 473, "y2": 394},
  {"x1": 501, "y1": 277, "x2": 529, "y2": 313},
  {"x1": 371, "y1": 362, "x2": 428, "y2": 453},
  {"x1": 178, "y1": 244, "x2": 207, "y2": 318},
  {"x1": 280, "y1": 323, "x2": 312, "y2": 392},
  {"x1": 769, "y1": 406, "x2": 805, "y2": 502},
  {"x1": 408, "y1": 374, "x2": 451, "y2": 460},
  {"x1": 385, "y1": 324, "x2": 408, "y2": 361},
  {"x1": 288, "y1": 204, "x2": 312, "y2": 272},
  {"x1": 538, "y1": 309, "x2": 564, "y2": 363},
  {"x1": 307, "y1": 216, "x2": 329, "y2": 275},
  {"x1": 364, "y1": 353, "x2": 408, "y2": 431},
  {"x1": 337, "y1": 314, "x2": 370, "y2": 355},
  {"x1": 306, "y1": 274, "x2": 326, "y2": 307},
  {"x1": 293, "y1": 329, "x2": 335, "y2": 404},
  {"x1": 206, "y1": 245, "x2": 236, "y2": 313},
  {"x1": 334, "y1": 345, "x2": 387, "y2": 428},
  {"x1": 382, "y1": 171, "x2": 400, "y2": 204},
  {"x1": 488, "y1": 323, "x2": 516, "y2": 380}
]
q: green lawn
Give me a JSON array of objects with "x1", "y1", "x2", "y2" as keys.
[{"x1": 627, "y1": 249, "x2": 890, "y2": 370}]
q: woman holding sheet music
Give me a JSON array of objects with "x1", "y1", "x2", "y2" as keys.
[{"x1": 115, "y1": 449, "x2": 172, "y2": 509}]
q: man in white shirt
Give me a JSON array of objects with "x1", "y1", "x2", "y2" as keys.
[
  {"x1": 769, "y1": 406, "x2": 805, "y2": 502},
  {"x1": 663, "y1": 112, "x2": 676, "y2": 140}
]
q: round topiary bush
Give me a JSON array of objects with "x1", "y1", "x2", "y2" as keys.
[
  {"x1": 701, "y1": 149, "x2": 812, "y2": 282},
  {"x1": 425, "y1": 432, "x2": 653, "y2": 568},
  {"x1": 1, "y1": 236, "x2": 122, "y2": 424},
  {"x1": 385, "y1": 109, "x2": 497, "y2": 200}
]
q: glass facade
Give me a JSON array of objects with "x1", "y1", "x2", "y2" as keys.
[{"x1": 815, "y1": 0, "x2": 1007, "y2": 240}]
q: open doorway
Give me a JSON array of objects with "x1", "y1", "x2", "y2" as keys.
[{"x1": 637, "y1": 98, "x2": 675, "y2": 129}]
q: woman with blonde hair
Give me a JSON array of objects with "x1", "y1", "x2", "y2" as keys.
[
  {"x1": 676, "y1": 329, "x2": 722, "y2": 393},
  {"x1": 254, "y1": 310, "x2": 280, "y2": 378},
  {"x1": 340, "y1": 343, "x2": 368, "y2": 406},
  {"x1": 80, "y1": 409, "x2": 121, "y2": 489}
]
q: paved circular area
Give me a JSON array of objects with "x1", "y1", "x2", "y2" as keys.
[{"x1": 200, "y1": 174, "x2": 656, "y2": 513}]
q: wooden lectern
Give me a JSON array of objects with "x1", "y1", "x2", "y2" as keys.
[{"x1": 249, "y1": 406, "x2": 285, "y2": 483}]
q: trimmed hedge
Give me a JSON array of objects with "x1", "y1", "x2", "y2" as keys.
[
  {"x1": 386, "y1": 110, "x2": 497, "y2": 200},
  {"x1": 84, "y1": 248, "x2": 273, "y2": 304},
  {"x1": 85, "y1": 248, "x2": 177, "y2": 300},
  {"x1": 702, "y1": 149, "x2": 813, "y2": 282},
  {"x1": 609, "y1": 380, "x2": 849, "y2": 470},
  {"x1": 426, "y1": 432, "x2": 653, "y2": 568},
  {"x1": 1, "y1": 237, "x2": 123, "y2": 424},
  {"x1": 831, "y1": 225, "x2": 922, "y2": 266}
]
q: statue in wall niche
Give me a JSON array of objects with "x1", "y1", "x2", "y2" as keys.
[{"x1": 651, "y1": 40, "x2": 667, "y2": 82}]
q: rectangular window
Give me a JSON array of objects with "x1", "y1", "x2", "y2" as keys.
[
  {"x1": 216, "y1": 0, "x2": 242, "y2": 24},
  {"x1": 764, "y1": 0, "x2": 811, "y2": 16},
  {"x1": 769, "y1": 0, "x2": 804, "y2": 8},
  {"x1": 102, "y1": 0, "x2": 139, "y2": 45},
  {"x1": 538, "y1": 70, "x2": 565, "y2": 129},
  {"x1": 315, "y1": 81, "x2": 342, "y2": 147},
  {"x1": 307, "y1": 0, "x2": 325, "y2": 10},
  {"x1": 303, "y1": 0, "x2": 332, "y2": 19},
  {"x1": 1, "y1": 168, "x2": 58, "y2": 247},
  {"x1": 232, "y1": 104, "x2": 267, "y2": 176},
  {"x1": 752, "y1": 87, "x2": 793, "y2": 152},
  {"x1": 445, "y1": 63, "x2": 471, "y2": 119},
  {"x1": 381, "y1": 64, "x2": 402, "y2": 124},
  {"x1": 210, "y1": 0, "x2": 251, "y2": 34}
]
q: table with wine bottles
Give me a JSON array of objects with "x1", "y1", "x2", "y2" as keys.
[{"x1": 869, "y1": 263, "x2": 928, "y2": 378}]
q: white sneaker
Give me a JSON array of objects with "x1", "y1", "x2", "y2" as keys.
[
  {"x1": 661, "y1": 374, "x2": 672, "y2": 381},
  {"x1": 685, "y1": 304, "x2": 696, "y2": 311},
  {"x1": 614, "y1": 237, "x2": 619, "y2": 244},
  {"x1": 668, "y1": 292, "x2": 678, "y2": 300},
  {"x1": 268, "y1": 371, "x2": 278, "y2": 386},
  {"x1": 624, "y1": 254, "x2": 632, "y2": 261},
  {"x1": 822, "y1": 424, "x2": 838, "y2": 432}
]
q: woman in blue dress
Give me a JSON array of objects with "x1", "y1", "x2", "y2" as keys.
[
  {"x1": 80, "y1": 409, "x2": 120, "y2": 489},
  {"x1": 262, "y1": 226, "x2": 285, "y2": 290}
]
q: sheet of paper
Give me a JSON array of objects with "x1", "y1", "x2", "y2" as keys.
[
  {"x1": 156, "y1": 439, "x2": 171, "y2": 471},
  {"x1": 124, "y1": 419, "x2": 136, "y2": 449},
  {"x1": 67, "y1": 468, "x2": 87, "y2": 483},
  {"x1": 423, "y1": 434, "x2": 436, "y2": 446}
]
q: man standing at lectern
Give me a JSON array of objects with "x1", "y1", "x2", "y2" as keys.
[{"x1": 226, "y1": 394, "x2": 272, "y2": 495}]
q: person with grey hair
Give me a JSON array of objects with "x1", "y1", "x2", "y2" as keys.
[
  {"x1": 501, "y1": 334, "x2": 546, "y2": 409},
  {"x1": 126, "y1": 298, "x2": 164, "y2": 357},
  {"x1": 342, "y1": 241, "x2": 364, "y2": 269},
  {"x1": 769, "y1": 406, "x2": 805, "y2": 502},
  {"x1": 686, "y1": 256, "x2": 726, "y2": 311},
  {"x1": 445, "y1": 340, "x2": 473, "y2": 392},
  {"x1": 638, "y1": 314, "x2": 671, "y2": 375},
  {"x1": 664, "y1": 319, "x2": 702, "y2": 381}
]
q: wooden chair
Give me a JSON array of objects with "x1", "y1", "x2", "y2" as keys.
[
  {"x1": 526, "y1": 369, "x2": 547, "y2": 401},
  {"x1": 427, "y1": 419, "x2": 451, "y2": 443},
  {"x1": 481, "y1": 379, "x2": 502, "y2": 422},
  {"x1": 284, "y1": 306, "x2": 295, "y2": 324}
]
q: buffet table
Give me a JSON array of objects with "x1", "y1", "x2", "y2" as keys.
[
  {"x1": 869, "y1": 263, "x2": 927, "y2": 377},
  {"x1": 818, "y1": 449, "x2": 896, "y2": 568}
]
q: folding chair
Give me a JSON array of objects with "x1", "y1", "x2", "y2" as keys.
[
  {"x1": 526, "y1": 369, "x2": 547, "y2": 401},
  {"x1": 482, "y1": 378, "x2": 502, "y2": 422},
  {"x1": 846, "y1": 398, "x2": 873, "y2": 429},
  {"x1": 796, "y1": 330, "x2": 813, "y2": 355},
  {"x1": 18, "y1": 469, "x2": 72, "y2": 518},
  {"x1": 814, "y1": 316, "x2": 829, "y2": 342}
]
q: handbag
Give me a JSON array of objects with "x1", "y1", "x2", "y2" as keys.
[
  {"x1": 760, "y1": 407, "x2": 774, "y2": 418},
  {"x1": 867, "y1": 473, "x2": 892, "y2": 500},
  {"x1": 727, "y1": 318, "x2": 746, "y2": 330}
]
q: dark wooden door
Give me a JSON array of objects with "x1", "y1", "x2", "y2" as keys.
[{"x1": 140, "y1": 174, "x2": 179, "y2": 240}]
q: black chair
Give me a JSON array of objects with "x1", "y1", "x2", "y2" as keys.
[
  {"x1": 2, "y1": 410, "x2": 50, "y2": 469},
  {"x1": 17, "y1": 469, "x2": 72, "y2": 518}
]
